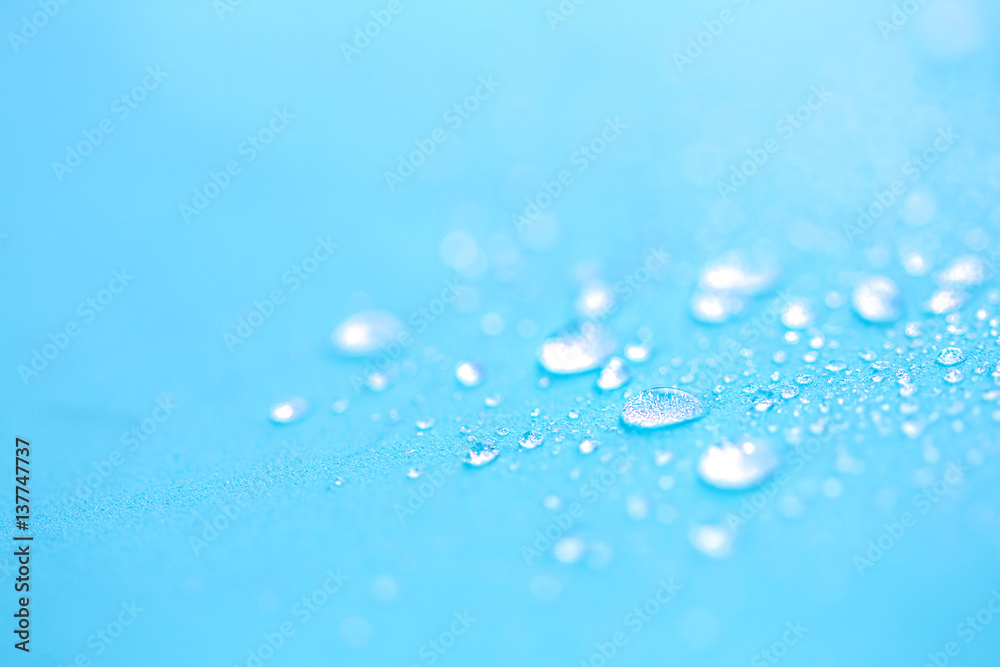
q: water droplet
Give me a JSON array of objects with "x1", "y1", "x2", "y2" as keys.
[
  {"x1": 596, "y1": 357, "x2": 630, "y2": 391},
  {"x1": 484, "y1": 393, "x2": 503, "y2": 407},
  {"x1": 697, "y1": 439, "x2": 779, "y2": 490},
  {"x1": 406, "y1": 467, "x2": 423, "y2": 479},
  {"x1": 331, "y1": 310, "x2": 403, "y2": 357},
  {"x1": 625, "y1": 493, "x2": 649, "y2": 520},
  {"x1": 690, "y1": 291, "x2": 745, "y2": 324},
  {"x1": 943, "y1": 368, "x2": 964, "y2": 384},
  {"x1": 794, "y1": 374, "x2": 814, "y2": 385},
  {"x1": 332, "y1": 477, "x2": 345, "y2": 487},
  {"x1": 852, "y1": 276, "x2": 902, "y2": 324},
  {"x1": 825, "y1": 360, "x2": 847, "y2": 372},
  {"x1": 699, "y1": 252, "x2": 778, "y2": 295},
  {"x1": 689, "y1": 525, "x2": 732, "y2": 558},
  {"x1": 455, "y1": 361, "x2": 485, "y2": 387},
  {"x1": 621, "y1": 388, "x2": 705, "y2": 429},
  {"x1": 464, "y1": 441, "x2": 500, "y2": 467},
  {"x1": 568, "y1": 409, "x2": 580, "y2": 419},
  {"x1": 415, "y1": 417, "x2": 436, "y2": 431},
  {"x1": 924, "y1": 289, "x2": 966, "y2": 314},
  {"x1": 624, "y1": 341, "x2": 652, "y2": 363},
  {"x1": 366, "y1": 372, "x2": 389, "y2": 392},
  {"x1": 781, "y1": 300, "x2": 815, "y2": 329},
  {"x1": 575, "y1": 282, "x2": 616, "y2": 318},
  {"x1": 331, "y1": 398, "x2": 349, "y2": 414},
  {"x1": 578, "y1": 439, "x2": 598, "y2": 454},
  {"x1": 269, "y1": 397, "x2": 309, "y2": 424},
  {"x1": 780, "y1": 385, "x2": 799, "y2": 399},
  {"x1": 537, "y1": 320, "x2": 616, "y2": 374},
  {"x1": 553, "y1": 537, "x2": 585, "y2": 564},
  {"x1": 935, "y1": 255, "x2": 985, "y2": 288},
  {"x1": 519, "y1": 430, "x2": 544, "y2": 450},
  {"x1": 754, "y1": 399, "x2": 772, "y2": 412},
  {"x1": 936, "y1": 347, "x2": 965, "y2": 366}
]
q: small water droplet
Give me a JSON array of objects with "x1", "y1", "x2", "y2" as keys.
[
  {"x1": 689, "y1": 524, "x2": 732, "y2": 558},
  {"x1": 366, "y1": 372, "x2": 389, "y2": 392},
  {"x1": 575, "y1": 282, "x2": 616, "y2": 318},
  {"x1": 924, "y1": 289, "x2": 966, "y2": 315},
  {"x1": 578, "y1": 439, "x2": 598, "y2": 454},
  {"x1": 852, "y1": 276, "x2": 902, "y2": 324},
  {"x1": 553, "y1": 537, "x2": 585, "y2": 564},
  {"x1": 943, "y1": 368, "x2": 964, "y2": 384},
  {"x1": 794, "y1": 374, "x2": 814, "y2": 385},
  {"x1": 519, "y1": 430, "x2": 544, "y2": 450},
  {"x1": 781, "y1": 300, "x2": 815, "y2": 329},
  {"x1": 331, "y1": 310, "x2": 403, "y2": 357},
  {"x1": 455, "y1": 361, "x2": 485, "y2": 387},
  {"x1": 697, "y1": 439, "x2": 779, "y2": 490},
  {"x1": 331, "y1": 398, "x2": 349, "y2": 414},
  {"x1": 690, "y1": 291, "x2": 745, "y2": 324},
  {"x1": 596, "y1": 357, "x2": 630, "y2": 391},
  {"x1": 699, "y1": 252, "x2": 778, "y2": 295},
  {"x1": 780, "y1": 385, "x2": 799, "y2": 399},
  {"x1": 621, "y1": 388, "x2": 705, "y2": 429},
  {"x1": 935, "y1": 255, "x2": 985, "y2": 288},
  {"x1": 624, "y1": 341, "x2": 652, "y2": 363},
  {"x1": 406, "y1": 467, "x2": 423, "y2": 479},
  {"x1": 269, "y1": 397, "x2": 309, "y2": 424},
  {"x1": 484, "y1": 394, "x2": 503, "y2": 408},
  {"x1": 825, "y1": 360, "x2": 847, "y2": 372},
  {"x1": 464, "y1": 441, "x2": 500, "y2": 467},
  {"x1": 415, "y1": 417, "x2": 436, "y2": 431},
  {"x1": 568, "y1": 409, "x2": 579, "y2": 419},
  {"x1": 537, "y1": 320, "x2": 616, "y2": 374},
  {"x1": 936, "y1": 347, "x2": 965, "y2": 366}
]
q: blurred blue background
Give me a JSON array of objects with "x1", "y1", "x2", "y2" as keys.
[{"x1": 2, "y1": 0, "x2": 1000, "y2": 665}]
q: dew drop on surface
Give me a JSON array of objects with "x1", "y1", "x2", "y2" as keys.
[
  {"x1": 578, "y1": 439, "x2": 598, "y2": 455},
  {"x1": 825, "y1": 360, "x2": 847, "y2": 372},
  {"x1": 621, "y1": 388, "x2": 705, "y2": 429},
  {"x1": 943, "y1": 369, "x2": 964, "y2": 384},
  {"x1": 690, "y1": 525, "x2": 732, "y2": 558},
  {"x1": 852, "y1": 276, "x2": 902, "y2": 324},
  {"x1": 935, "y1": 255, "x2": 985, "y2": 288},
  {"x1": 269, "y1": 397, "x2": 309, "y2": 424},
  {"x1": 537, "y1": 320, "x2": 616, "y2": 374},
  {"x1": 464, "y1": 441, "x2": 500, "y2": 467},
  {"x1": 597, "y1": 357, "x2": 629, "y2": 391},
  {"x1": 406, "y1": 467, "x2": 423, "y2": 479},
  {"x1": 519, "y1": 430, "x2": 544, "y2": 450},
  {"x1": 331, "y1": 310, "x2": 403, "y2": 356},
  {"x1": 575, "y1": 282, "x2": 616, "y2": 318},
  {"x1": 754, "y1": 399, "x2": 772, "y2": 412},
  {"x1": 690, "y1": 291, "x2": 744, "y2": 324},
  {"x1": 484, "y1": 394, "x2": 503, "y2": 408},
  {"x1": 415, "y1": 417, "x2": 436, "y2": 431},
  {"x1": 455, "y1": 361, "x2": 484, "y2": 387},
  {"x1": 699, "y1": 252, "x2": 778, "y2": 296},
  {"x1": 781, "y1": 300, "x2": 815, "y2": 329},
  {"x1": 624, "y1": 341, "x2": 652, "y2": 363},
  {"x1": 924, "y1": 289, "x2": 966, "y2": 314},
  {"x1": 366, "y1": 372, "x2": 389, "y2": 392},
  {"x1": 568, "y1": 409, "x2": 579, "y2": 419},
  {"x1": 553, "y1": 537, "x2": 585, "y2": 564},
  {"x1": 697, "y1": 439, "x2": 779, "y2": 490},
  {"x1": 780, "y1": 385, "x2": 799, "y2": 399},
  {"x1": 937, "y1": 347, "x2": 965, "y2": 366},
  {"x1": 795, "y1": 374, "x2": 814, "y2": 385},
  {"x1": 331, "y1": 398, "x2": 349, "y2": 414}
]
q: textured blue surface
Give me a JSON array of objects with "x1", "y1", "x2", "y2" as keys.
[{"x1": 2, "y1": 1, "x2": 1000, "y2": 665}]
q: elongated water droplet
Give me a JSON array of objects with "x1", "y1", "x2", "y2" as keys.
[
  {"x1": 924, "y1": 288, "x2": 965, "y2": 314},
  {"x1": 699, "y1": 252, "x2": 778, "y2": 296},
  {"x1": 537, "y1": 320, "x2": 616, "y2": 374},
  {"x1": 269, "y1": 397, "x2": 309, "y2": 424},
  {"x1": 852, "y1": 276, "x2": 902, "y2": 323},
  {"x1": 621, "y1": 388, "x2": 705, "y2": 429},
  {"x1": 697, "y1": 439, "x2": 779, "y2": 490},
  {"x1": 690, "y1": 291, "x2": 744, "y2": 324},
  {"x1": 464, "y1": 441, "x2": 500, "y2": 467},
  {"x1": 935, "y1": 256, "x2": 985, "y2": 288},
  {"x1": 331, "y1": 310, "x2": 403, "y2": 356},
  {"x1": 596, "y1": 357, "x2": 629, "y2": 391},
  {"x1": 624, "y1": 341, "x2": 652, "y2": 363},
  {"x1": 415, "y1": 417, "x2": 436, "y2": 431}
]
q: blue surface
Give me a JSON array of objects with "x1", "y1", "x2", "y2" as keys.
[{"x1": 2, "y1": 1, "x2": 1000, "y2": 665}]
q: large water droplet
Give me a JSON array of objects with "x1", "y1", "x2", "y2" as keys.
[
  {"x1": 697, "y1": 439, "x2": 779, "y2": 490},
  {"x1": 852, "y1": 276, "x2": 902, "y2": 323},
  {"x1": 780, "y1": 300, "x2": 815, "y2": 329},
  {"x1": 331, "y1": 310, "x2": 403, "y2": 356},
  {"x1": 269, "y1": 397, "x2": 309, "y2": 424},
  {"x1": 537, "y1": 320, "x2": 616, "y2": 374},
  {"x1": 455, "y1": 361, "x2": 485, "y2": 387},
  {"x1": 924, "y1": 288, "x2": 966, "y2": 314},
  {"x1": 464, "y1": 441, "x2": 500, "y2": 467},
  {"x1": 935, "y1": 255, "x2": 985, "y2": 288},
  {"x1": 937, "y1": 347, "x2": 965, "y2": 366},
  {"x1": 621, "y1": 388, "x2": 705, "y2": 429},
  {"x1": 596, "y1": 357, "x2": 630, "y2": 391},
  {"x1": 519, "y1": 430, "x2": 544, "y2": 450}
]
